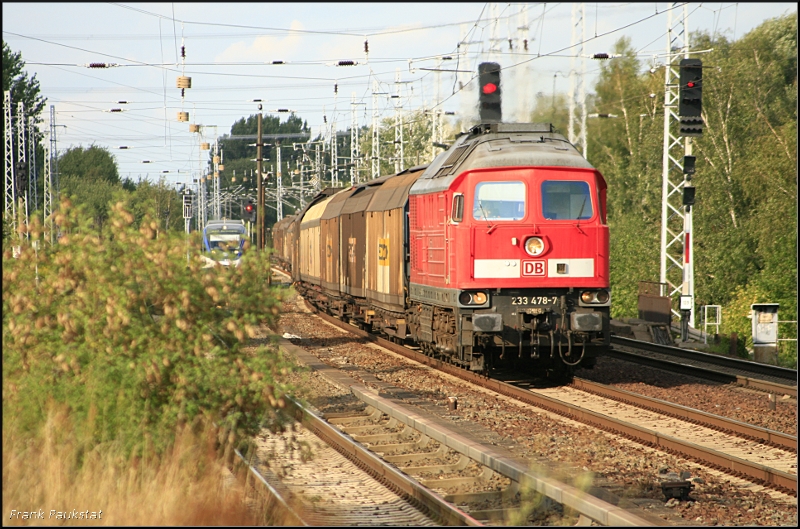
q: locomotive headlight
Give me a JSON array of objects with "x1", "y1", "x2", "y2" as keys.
[
  {"x1": 459, "y1": 291, "x2": 488, "y2": 305},
  {"x1": 524, "y1": 237, "x2": 545, "y2": 256},
  {"x1": 579, "y1": 290, "x2": 611, "y2": 305}
]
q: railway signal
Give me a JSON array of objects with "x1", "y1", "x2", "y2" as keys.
[
  {"x1": 679, "y1": 58, "x2": 703, "y2": 136},
  {"x1": 478, "y1": 62, "x2": 502, "y2": 123},
  {"x1": 244, "y1": 200, "x2": 255, "y2": 223}
]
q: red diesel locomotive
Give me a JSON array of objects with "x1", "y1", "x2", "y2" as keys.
[{"x1": 274, "y1": 122, "x2": 610, "y2": 380}]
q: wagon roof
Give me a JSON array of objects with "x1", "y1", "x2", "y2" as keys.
[
  {"x1": 341, "y1": 183, "x2": 382, "y2": 214},
  {"x1": 301, "y1": 195, "x2": 334, "y2": 226},
  {"x1": 295, "y1": 187, "x2": 339, "y2": 219},
  {"x1": 367, "y1": 167, "x2": 426, "y2": 212},
  {"x1": 409, "y1": 122, "x2": 595, "y2": 195},
  {"x1": 272, "y1": 216, "x2": 294, "y2": 231},
  {"x1": 320, "y1": 186, "x2": 358, "y2": 220}
]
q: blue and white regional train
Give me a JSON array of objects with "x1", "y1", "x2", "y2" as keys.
[{"x1": 201, "y1": 219, "x2": 247, "y2": 267}]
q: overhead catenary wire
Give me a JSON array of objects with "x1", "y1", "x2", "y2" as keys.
[{"x1": 10, "y1": 2, "x2": 748, "y2": 185}]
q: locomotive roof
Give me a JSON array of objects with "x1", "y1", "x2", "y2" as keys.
[
  {"x1": 205, "y1": 219, "x2": 245, "y2": 228},
  {"x1": 409, "y1": 122, "x2": 595, "y2": 196}
]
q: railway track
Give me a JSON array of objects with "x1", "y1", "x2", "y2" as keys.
[
  {"x1": 305, "y1": 302, "x2": 797, "y2": 497},
  {"x1": 237, "y1": 394, "x2": 478, "y2": 526},
  {"x1": 609, "y1": 336, "x2": 797, "y2": 398},
  {"x1": 275, "y1": 335, "x2": 657, "y2": 526},
  {"x1": 569, "y1": 378, "x2": 796, "y2": 452}
]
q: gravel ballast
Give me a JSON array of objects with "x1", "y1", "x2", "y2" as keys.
[{"x1": 270, "y1": 292, "x2": 797, "y2": 526}]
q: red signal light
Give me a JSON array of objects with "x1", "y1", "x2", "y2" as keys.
[
  {"x1": 687, "y1": 81, "x2": 695, "y2": 88},
  {"x1": 482, "y1": 82, "x2": 497, "y2": 95},
  {"x1": 245, "y1": 203, "x2": 254, "y2": 213}
]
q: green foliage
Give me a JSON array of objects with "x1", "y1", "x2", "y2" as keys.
[
  {"x1": 3, "y1": 198, "x2": 291, "y2": 458},
  {"x1": 221, "y1": 113, "x2": 309, "y2": 164},
  {"x1": 582, "y1": 37, "x2": 669, "y2": 319},
  {"x1": 529, "y1": 91, "x2": 571, "y2": 134},
  {"x1": 59, "y1": 144, "x2": 121, "y2": 185},
  {"x1": 211, "y1": 113, "x2": 311, "y2": 229},
  {"x1": 57, "y1": 145, "x2": 185, "y2": 234},
  {"x1": 59, "y1": 173, "x2": 122, "y2": 232},
  {"x1": 358, "y1": 110, "x2": 438, "y2": 178},
  {"x1": 3, "y1": 41, "x2": 47, "y2": 218},
  {"x1": 585, "y1": 14, "x2": 796, "y2": 368},
  {"x1": 125, "y1": 177, "x2": 186, "y2": 233},
  {"x1": 2, "y1": 40, "x2": 47, "y2": 123}
]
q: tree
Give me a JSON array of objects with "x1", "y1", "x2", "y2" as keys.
[
  {"x1": 59, "y1": 174, "x2": 121, "y2": 232},
  {"x1": 690, "y1": 15, "x2": 796, "y2": 367},
  {"x1": 3, "y1": 41, "x2": 48, "y2": 212},
  {"x1": 584, "y1": 37, "x2": 666, "y2": 317},
  {"x1": 126, "y1": 178, "x2": 185, "y2": 233},
  {"x1": 215, "y1": 113, "x2": 310, "y2": 190},
  {"x1": 579, "y1": 15, "x2": 796, "y2": 366},
  {"x1": 57, "y1": 145, "x2": 123, "y2": 231},
  {"x1": 2, "y1": 40, "x2": 47, "y2": 122},
  {"x1": 357, "y1": 109, "x2": 441, "y2": 180},
  {"x1": 59, "y1": 144, "x2": 121, "y2": 185},
  {"x1": 208, "y1": 114, "x2": 312, "y2": 230}
]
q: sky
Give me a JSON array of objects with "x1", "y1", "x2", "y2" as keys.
[{"x1": 3, "y1": 2, "x2": 797, "y2": 189}]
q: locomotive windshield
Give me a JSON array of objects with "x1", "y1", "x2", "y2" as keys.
[
  {"x1": 541, "y1": 181, "x2": 593, "y2": 220},
  {"x1": 472, "y1": 181, "x2": 526, "y2": 221},
  {"x1": 207, "y1": 231, "x2": 243, "y2": 250},
  {"x1": 203, "y1": 225, "x2": 246, "y2": 254}
]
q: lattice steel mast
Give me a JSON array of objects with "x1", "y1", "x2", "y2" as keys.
[
  {"x1": 660, "y1": 3, "x2": 695, "y2": 326},
  {"x1": 568, "y1": 3, "x2": 587, "y2": 157},
  {"x1": 371, "y1": 79, "x2": 380, "y2": 180},
  {"x1": 4, "y1": 91, "x2": 16, "y2": 228}
]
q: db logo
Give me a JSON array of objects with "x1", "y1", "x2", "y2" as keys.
[{"x1": 522, "y1": 260, "x2": 546, "y2": 276}]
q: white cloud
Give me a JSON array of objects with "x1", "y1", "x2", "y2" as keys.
[{"x1": 215, "y1": 20, "x2": 307, "y2": 62}]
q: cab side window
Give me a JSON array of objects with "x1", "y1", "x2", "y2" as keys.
[{"x1": 451, "y1": 194, "x2": 464, "y2": 222}]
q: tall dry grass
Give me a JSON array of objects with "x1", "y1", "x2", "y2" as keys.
[{"x1": 3, "y1": 405, "x2": 260, "y2": 526}]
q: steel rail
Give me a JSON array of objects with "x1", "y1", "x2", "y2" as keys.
[
  {"x1": 611, "y1": 336, "x2": 797, "y2": 382},
  {"x1": 606, "y1": 346, "x2": 797, "y2": 398},
  {"x1": 233, "y1": 448, "x2": 308, "y2": 526},
  {"x1": 283, "y1": 395, "x2": 483, "y2": 526},
  {"x1": 570, "y1": 378, "x2": 797, "y2": 452},
  {"x1": 306, "y1": 306, "x2": 798, "y2": 496}
]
